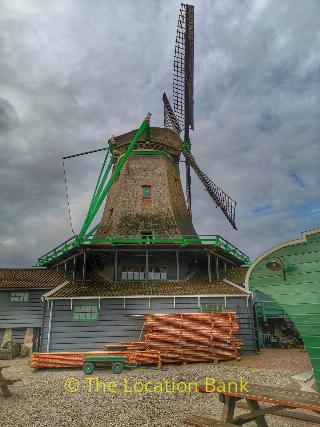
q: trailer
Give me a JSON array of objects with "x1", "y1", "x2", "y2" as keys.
[{"x1": 83, "y1": 354, "x2": 127, "y2": 375}]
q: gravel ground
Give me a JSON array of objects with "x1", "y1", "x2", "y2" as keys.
[
  {"x1": 0, "y1": 350, "x2": 317, "y2": 427},
  {"x1": 226, "y1": 348, "x2": 312, "y2": 371}
]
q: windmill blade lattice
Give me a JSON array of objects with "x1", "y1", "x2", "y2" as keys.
[
  {"x1": 173, "y1": 4, "x2": 194, "y2": 132},
  {"x1": 163, "y1": 92, "x2": 181, "y2": 134},
  {"x1": 163, "y1": 92, "x2": 237, "y2": 229},
  {"x1": 164, "y1": 3, "x2": 238, "y2": 229},
  {"x1": 183, "y1": 149, "x2": 237, "y2": 229}
]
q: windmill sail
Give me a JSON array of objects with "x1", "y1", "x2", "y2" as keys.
[
  {"x1": 163, "y1": 92, "x2": 181, "y2": 134},
  {"x1": 183, "y1": 150, "x2": 237, "y2": 229},
  {"x1": 163, "y1": 90, "x2": 237, "y2": 230},
  {"x1": 164, "y1": 3, "x2": 238, "y2": 229},
  {"x1": 173, "y1": 4, "x2": 194, "y2": 215},
  {"x1": 173, "y1": 4, "x2": 194, "y2": 132}
]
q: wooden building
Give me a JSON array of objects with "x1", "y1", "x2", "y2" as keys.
[
  {"x1": 245, "y1": 227, "x2": 320, "y2": 390},
  {"x1": 1, "y1": 125, "x2": 256, "y2": 357},
  {"x1": 0, "y1": 265, "x2": 255, "y2": 355},
  {"x1": 0, "y1": 269, "x2": 66, "y2": 353}
]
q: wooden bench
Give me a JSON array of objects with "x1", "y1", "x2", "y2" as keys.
[
  {"x1": 197, "y1": 382, "x2": 320, "y2": 426},
  {"x1": 0, "y1": 366, "x2": 21, "y2": 398},
  {"x1": 184, "y1": 415, "x2": 235, "y2": 426},
  {"x1": 236, "y1": 401, "x2": 320, "y2": 424}
]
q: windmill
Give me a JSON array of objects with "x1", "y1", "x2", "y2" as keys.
[
  {"x1": 35, "y1": 3, "x2": 252, "y2": 269},
  {"x1": 163, "y1": 3, "x2": 237, "y2": 230}
]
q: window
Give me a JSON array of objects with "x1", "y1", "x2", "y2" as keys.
[
  {"x1": 10, "y1": 292, "x2": 29, "y2": 303},
  {"x1": 72, "y1": 305, "x2": 99, "y2": 321},
  {"x1": 121, "y1": 266, "x2": 145, "y2": 280},
  {"x1": 142, "y1": 185, "x2": 151, "y2": 199},
  {"x1": 199, "y1": 303, "x2": 224, "y2": 313},
  {"x1": 149, "y1": 266, "x2": 167, "y2": 280},
  {"x1": 120, "y1": 265, "x2": 167, "y2": 281}
]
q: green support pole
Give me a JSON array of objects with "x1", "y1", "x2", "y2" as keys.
[
  {"x1": 75, "y1": 115, "x2": 150, "y2": 245},
  {"x1": 89, "y1": 154, "x2": 114, "y2": 218}
]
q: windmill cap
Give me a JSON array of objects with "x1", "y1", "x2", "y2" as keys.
[{"x1": 111, "y1": 127, "x2": 182, "y2": 157}]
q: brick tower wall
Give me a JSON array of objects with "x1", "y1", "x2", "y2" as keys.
[{"x1": 96, "y1": 128, "x2": 197, "y2": 237}]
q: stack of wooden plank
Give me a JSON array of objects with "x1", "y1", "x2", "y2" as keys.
[
  {"x1": 29, "y1": 350, "x2": 161, "y2": 369},
  {"x1": 30, "y1": 313, "x2": 241, "y2": 369},
  {"x1": 30, "y1": 352, "x2": 85, "y2": 368},
  {"x1": 105, "y1": 313, "x2": 242, "y2": 363},
  {"x1": 122, "y1": 350, "x2": 161, "y2": 366}
]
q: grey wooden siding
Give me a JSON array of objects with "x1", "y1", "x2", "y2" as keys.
[
  {"x1": 41, "y1": 297, "x2": 256, "y2": 354},
  {"x1": 0, "y1": 289, "x2": 45, "y2": 328}
]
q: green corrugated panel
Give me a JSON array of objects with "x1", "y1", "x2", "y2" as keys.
[{"x1": 248, "y1": 228, "x2": 320, "y2": 391}]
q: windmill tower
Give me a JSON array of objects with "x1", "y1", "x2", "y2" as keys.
[{"x1": 95, "y1": 126, "x2": 197, "y2": 237}]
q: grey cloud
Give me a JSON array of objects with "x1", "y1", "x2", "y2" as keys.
[
  {"x1": 0, "y1": 0, "x2": 319, "y2": 266},
  {"x1": 0, "y1": 98, "x2": 18, "y2": 132}
]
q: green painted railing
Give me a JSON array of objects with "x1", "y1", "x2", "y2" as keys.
[
  {"x1": 35, "y1": 234, "x2": 250, "y2": 267},
  {"x1": 255, "y1": 302, "x2": 289, "y2": 322}
]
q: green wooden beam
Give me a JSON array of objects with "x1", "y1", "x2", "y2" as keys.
[{"x1": 75, "y1": 116, "x2": 149, "y2": 244}]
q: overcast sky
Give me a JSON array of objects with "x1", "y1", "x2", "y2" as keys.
[{"x1": 0, "y1": 0, "x2": 319, "y2": 267}]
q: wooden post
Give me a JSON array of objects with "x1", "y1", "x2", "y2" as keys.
[
  {"x1": 176, "y1": 250, "x2": 180, "y2": 281},
  {"x1": 208, "y1": 252, "x2": 212, "y2": 282},
  {"x1": 82, "y1": 251, "x2": 86, "y2": 285},
  {"x1": 114, "y1": 250, "x2": 118, "y2": 282},
  {"x1": 222, "y1": 396, "x2": 236, "y2": 423},
  {"x1": 216, "y1": 256, "x2": 219, "y2": 280},
  {"x1": 146, "y1": 250, "x2": 149, "y2": 283},
  {"x1": 46, "y1": 300, "x2": 54, "y2": 353},
  {"x1": 224, "y1": 260, "x2": 227, "y2": 277}
]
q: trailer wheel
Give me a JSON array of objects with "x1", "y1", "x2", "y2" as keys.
[
  {"x1": 112, "y1": 362, "x2": 124, "y2": 374},
  {"x1": 83, "y1": 362, "x2": 95, "y2": 375}
]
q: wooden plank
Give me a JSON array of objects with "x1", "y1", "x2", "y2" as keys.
[
  {"x1": 198, "y1": 383, "x2": 320, "y2": 412},
  {"x1": 233, "y1": 384, "x2": 320, "y2": 409},
  {"x1": 236, "y1": 402, "x2": 320, "y2": 424}
]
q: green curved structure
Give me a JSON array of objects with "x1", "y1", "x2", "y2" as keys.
[{"x1": 245, "y1": 227, "x2": 320, "y2": 391}]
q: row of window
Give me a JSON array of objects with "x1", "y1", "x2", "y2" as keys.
[
  {"x1": 8, "y1": 295, "x2": 99, "y2": 321},
  {"x1": 73, "y1": 305, "x2": 98, "y2": 321},
  {"x1": 120, "y1": 266, "x2": 167, "y2": 280},
  {"x1": 199, "y1": 303, "x2": 225, "y2": 313},
  {"x1": 10, "y1": 292, "x2": 29, "y2": 303}
]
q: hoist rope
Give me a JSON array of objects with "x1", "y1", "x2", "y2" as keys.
[
  {"x1": 62, "y1": 159, "x2": 75, "y2": 235},
  {"x1": 61, "y1": 146, "x2": 108, "y2": 236}
]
